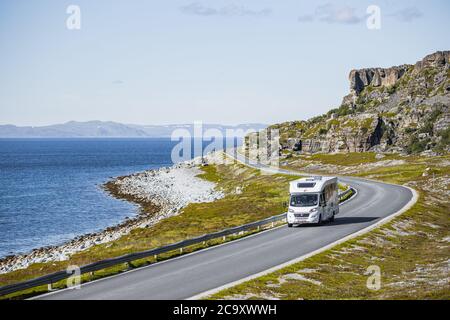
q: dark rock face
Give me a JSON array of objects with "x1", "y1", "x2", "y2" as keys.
[
  {"x1": 249, "y1": 51, "x2": 450, "y2": 155},
  {"x1": 368, "y1": 117, "x2": 384, "y2": 148}
]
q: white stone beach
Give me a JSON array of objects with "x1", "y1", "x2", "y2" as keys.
[{"x1": 0, "y1": 155, "x2": 224, "y2": 274}]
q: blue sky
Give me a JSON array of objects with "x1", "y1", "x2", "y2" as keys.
[{"x1": 0, "y1": 0, "x2": 449, "y2": 126}]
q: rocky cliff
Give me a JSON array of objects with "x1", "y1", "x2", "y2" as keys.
[{"x1": 248, "y1": 51, "x2": 450, "y2": 155}]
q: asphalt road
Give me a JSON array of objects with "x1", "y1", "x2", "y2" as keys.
[{"x1": 37, "y1": 152, "x2": 413, "y2": 300}]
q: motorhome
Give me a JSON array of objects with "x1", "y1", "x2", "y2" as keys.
[{"x1": 287, "y1": 176, "x2": 339, "y2": 227}]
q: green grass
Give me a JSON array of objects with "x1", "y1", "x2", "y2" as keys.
[
  {"x1": 381, "y1": 112, "x2": 397, "y2": 119},
  {"x1": 0, "y1": 157, "x2": 301, "y2": 299},
  {"x1": 362, "y1": 117, "x2": 375, "y2": 129},
  {"x1": 196, "y1": 164, "x2": 221, "y2": 182},
  {"x1": 297, "y1": 152, "x2": 406, "y2": 167},
  {"x1": 339, "y1": 188, "x2": 355, "y2": 202},
  {"x1": 303, "y1": 123, "x2": 323, "y2": 139}
]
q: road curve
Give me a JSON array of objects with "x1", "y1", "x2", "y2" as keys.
[{"x1": 37, "y1": 152, "x2": 414, "y2": 300}]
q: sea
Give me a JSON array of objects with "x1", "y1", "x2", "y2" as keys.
[{"x1": 0, "y1": 138, "x2": 239, "y2": 258}]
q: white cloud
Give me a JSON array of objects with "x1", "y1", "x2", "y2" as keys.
[
  {"x1": 315, "y1": 3, "x2": 363, "y2": 24},
  {"x1": 389, "y1": 7, "x2": 423, "y2": 22},
  {"x1": 180, "y1": 2, "x2": 272, "y2": 17},
  {"x1": 298, "y1": 3, "x2": 364, "y2": 24}
]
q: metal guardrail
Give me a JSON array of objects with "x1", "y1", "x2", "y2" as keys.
[
  {"x1": 0, "y1": 213, "x2": 287, "y2": 297},
  {"x1": 0, "y1": 188, "x2": 355, "y2": 297}
]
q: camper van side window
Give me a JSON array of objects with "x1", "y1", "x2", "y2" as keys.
[
  {"x1": 320, "y1": 193, "x2": 325, "y2": 206},
  {"x1": 325, "y1": 185, "x2": 333, "y2": 202}
]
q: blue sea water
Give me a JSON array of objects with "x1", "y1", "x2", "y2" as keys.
[{"x1": 0, "y1": 138, "x2": 225, "y2": 258}]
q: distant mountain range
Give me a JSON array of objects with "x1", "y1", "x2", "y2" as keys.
[{"x1": 0, "y1": 121, "x2": 267, "y2": 138}]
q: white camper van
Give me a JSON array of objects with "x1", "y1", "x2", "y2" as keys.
[{"x1": 287, "y1": 176, "x2": 339, "y2": 227}]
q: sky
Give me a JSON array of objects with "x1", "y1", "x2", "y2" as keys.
[{"x1": 0, "y1": 0, "x2": 449, "y2": 126}]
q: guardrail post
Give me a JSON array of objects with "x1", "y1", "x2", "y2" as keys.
[
  {"x1": 180, "y1": 248, "x2": 183, "y2": 254},
  {"x1": 271, "y1": 222, "x2": 274, "y2": 228},
  {"x1": 222, "y1": 236, "x2": 226, "y2": 242}
]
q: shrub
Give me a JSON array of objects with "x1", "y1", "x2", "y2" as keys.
[
  {"x1": 318, "y1": 128, "x2": 328, "y2": 135},
  {"x1": 355, "y1": 104, "x2": 366, "y2": 113},
  {"x1": 406, "y1": 136, "x2": 430, "y2": 154},
  {"x1": 418, "y1": 122, "x2": 434, "y2": 135},
  {"x1": 404, "y1": 127, "x2": 417, "y2": 134},
  {"x1": 433, "y1": 128, "x2": 450, "y2": 153},
  {"x1": 387, "y1": 84, "x2": 398, "y2": 94},
  {"x1": 309, "y1": 115, "x2": 326, "y2": 125},
  {"x1": 336, "y1": 104, "x2": 355, "y2": 117},
  {"x1": 418, "y1": 109, "x2": 443, "y2": 135}
]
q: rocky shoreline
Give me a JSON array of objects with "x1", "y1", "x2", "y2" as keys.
[{"x1": 0, "y1": 155, "x2": 224, "y2": 275}]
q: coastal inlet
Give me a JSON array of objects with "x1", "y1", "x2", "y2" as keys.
[{"x1": 0, "y1": 154, "x2": 224, "y2": 274}]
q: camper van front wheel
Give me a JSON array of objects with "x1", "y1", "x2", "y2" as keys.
[
  {"x1": 330, "y1": 212, "x2": 335, "y2": 222},
  {"x1": 288, "y1": 223, "x2": 293, "y2": 228}
]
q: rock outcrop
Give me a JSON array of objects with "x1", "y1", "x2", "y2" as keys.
[
  {"x1": 415, "y1": 51, "x2": 450, "y2": 71},
  {"x1": 247, "y1": 51, "x2": 450, "y2": 155},
  {"x1": 342, "y1": 66, "x2": 409, "y2": 106},
  {"x1": 351, "y1": 66, "x2": 408, "y2": 94}
]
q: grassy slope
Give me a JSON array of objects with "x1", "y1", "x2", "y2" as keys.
[
  {"x1": 210, "y1": 153, "x2": 450, "y2": 300},
  {"x1": 0, "y1": 160, "x2": 299, "y2": 299}
]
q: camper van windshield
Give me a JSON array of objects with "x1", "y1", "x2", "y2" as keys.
[{"x1": 290, "y1": 194, "x2": 319, "y2": 207}]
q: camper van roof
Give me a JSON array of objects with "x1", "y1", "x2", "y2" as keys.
[{"x1": 289, "y1": 176, "x2": 337, "y2": 194}]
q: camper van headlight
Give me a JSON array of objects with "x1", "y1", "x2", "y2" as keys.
[
  {"x1": 289, "y1": 209, "x2": 295, "y2": 213},
  {"x1": 310, "y1": 208, "x2": 318, "y2": 213}
]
